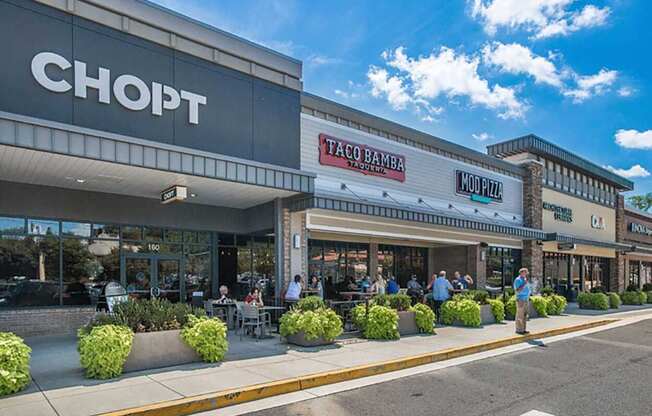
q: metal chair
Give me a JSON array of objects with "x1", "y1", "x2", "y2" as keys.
[
  {"x1": 240, "y1": 304, "x2": 271, "y2": 340},
  {"x1": 204, "y1": 300, "x2": 226, "y2": 321}
]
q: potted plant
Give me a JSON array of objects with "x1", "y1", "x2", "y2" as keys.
[
  {"x1": 78, "y1": 298, "x2": 228, "y2": 376},
  {"x1": 372, "y1": 294, "x2": 420, "y2": 335},
  {"x1": 280, "y1": 296, "x2": 343, "y2": 347},
  {"x1": 0, "y1": 332, "x2": 32, "y2": 396},
  {"x1": 441, "y1": 296, "x2": 481, "y2": 327}
]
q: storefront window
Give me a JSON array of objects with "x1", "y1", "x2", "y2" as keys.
[
  {"x1": 486, "y1": 247, "x2": 522, "y2": 289},
  {"x1": 122, "y1": 226, "x2": 142, "y2": 240},
  {"x1": 308, "y1": 240, "x2": 370, "y2": 297},
  {"x1": 642, "y1": 262, "x2": 652, "y2": 288},
  {"x1": 62, "y1": 222, "x2": 91, "y2": 238},
  {"x1": 378, "y1": 245, "x2": 427, "y2": 288},
  {"x1": 628, "y1": 262, "x2": 640, "y2": 289},
  {"x1": 583, "y1": 256, "x2": 609, "y2": 291},
  {"x1": 0, "y1": 235, "x2": 60, "y2": 307},
  {"x1": 93, "y1": 224, "x2": 119, "y2": 240},
  {"x1": 28, "y1": 219, "x2": 59, "y2": 236},
  {"x1": 185, "y1": 244, "x2": 211, "y2": 301},
  {"x1": 62, "y1": 238, "x2": 119, "y2": 305},
  {"x1": 0, "y1": 217, "x2": 25, "y2": 234}
]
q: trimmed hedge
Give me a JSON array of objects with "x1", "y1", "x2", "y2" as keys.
[
  {"x1": 621, "y1": 291, "x2": 647, "y2": 305},
  {"x1": 410, "y1": 303, "x2": 435, "y2": 334},
  {"x1": 577, "y1": 292, "x2": 609, "y2": 310},
  {"x1": 545, "y1": 295, "x2": 567, "y2": 315},
  {"x1": 647, "y1": 292, "x2": 652, "y2": 304},
  {"x1": 279, "y1": 307, "x2": 343, "y2": 342},
  {"x1": 607, "y1": 292, "x2": 621, "y2": 309},
  {"x1": 78, "y1": 325, "x2": 134, "y2": 379},
  {"x1": 364, "y1": 305, "x2": 399, "y2": 340},
  {"x1": 441, "y1": 298, "x2": 481, "y2": 327},
  {"x1": 0, "y1": 332, "x2": 32, "y2": 396},
  {"x1": 487, "y1": 298, "x2": 505, "y2": 322},
  {"x1": 181, "y1": 315, "x2": 229, "y2": 362}
]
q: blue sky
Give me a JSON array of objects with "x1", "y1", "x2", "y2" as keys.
[{"x1": 152, "y1": 0, "x2": 652, "y2": 195}]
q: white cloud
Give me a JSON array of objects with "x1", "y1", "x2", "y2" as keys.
[
  {"x1": 472, "y1": 132, "x2": 493, "y2": 141},
  {"x1": 618, "y1": 86, "x2": 635, "y2": 97},
  {"x1": 470, "y1": 0, "x2": 610, "y2": 40},
  {"x1": 334, "y1": 89, "x2": 359, "y2": 99},
  {"x1": 605, "y1": 164, "x2": 651, "y2": 179},
  {"x1": 367, "y1": 66, "x2": 412, "y2": 110},
  {"x1": 615, "y1": 129, "x2": 652, "y2": 149},
  {"x1": 483, "y1": 42, "x2": 563, "y2": 87},
  {"x1": 563, "y1": 68, "x2": 618, "y2": 102},
  {"x1": 305, "y1": 54, "x2": 341, "y2": 68},
  {"x1": 369, "y1": 46, "x2": 526, "y2": 119}
]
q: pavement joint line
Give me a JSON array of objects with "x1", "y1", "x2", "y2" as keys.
[{"x1": 98, "y1": 318, "x2": 617, "y2": 416}]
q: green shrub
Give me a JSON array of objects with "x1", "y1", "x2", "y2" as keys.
[
  {"x1": 590, "y1": 286, "x2": 606, "y2": 294},
  {"x1": 642, "y1": 283, "x2": 652, "y2": 292},
  {"x1": 607, "y1": 292, "x2": 621, "y2": 309},
  {"x1": 363, "y1": 305, "x2": 399, "y2": 340},
  {"x1": 621, "y1": 291, "x2": 647, "y2": 305},
  {"x1": 465, "y1": 290, "x2": 489, "y2": 305},
  {"x1": 181, "y1": 315, "x2": 228, "y2": 362},
  {"x1": 351, "y1": 304, "x2": 368, "y2": 332},
  {"x1": 87, "y1": 298, "x2": 204, "y2": 333},
  {"x1": 388, "y1": 294, "x2": 412, "y2": 311},
  {"x1": 577, "y1": 292, "x2": 609, "y2": 310},
  {"x1": 371, "y1": 294, "x2": 390, "y2": 307},
  {"x1": 0, "y1": 332, "x2": 31, "y2": 396},
  {"x1": 487, "y1": 299, "x2": 505, "y2": 322},
  {"x1": 530, "y1": 296, "x2": 549, "y2": 317},
  {"x1": 78, "y1": 325, "x2": 133, "y2": 379},
  {"x1": 626, "y1": 283, "x2": 640, "y2": 292},
  {"x1": 647, "y1": 292, "x2": 652, "y2": 304},
  {"x1": 504, "y1": 287, "x2": 515, "y2": 297},
  {"x1": 441, "y1": 298, "x2": 481, "y2": 327},
  {"x1": 541, "y1": 287, "x2": 554, "y2": 296},
  {"x1": 279, "y1": 308, "x2": 343, "y2": 342},
  {"x1": 505, "y1": 296, "x2": 516, "y2": 319},
  {"x1": 295, "y1": 296, "x2": 326, "y2": 312},
  {"x1": 545, "y1": 295, "x2": 567, "y2": 315},
  {"x1": 410, "y1": 303, "x2": 435, "y2": 334}
]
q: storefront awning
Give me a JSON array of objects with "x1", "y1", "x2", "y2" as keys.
[
  {"x1": 290, "y1": 196, "x2": 546, "y2": 240},
  {"x1": 543, "y1": 233, "x2": 634, "y2": 252},
  {"x1": 0, "y1": 111, "x2": 315, "y2": 209}
]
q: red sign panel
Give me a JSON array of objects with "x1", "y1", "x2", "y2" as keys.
[{"x1": 318, "y1": 133, "x2": 406, "y2": 182}]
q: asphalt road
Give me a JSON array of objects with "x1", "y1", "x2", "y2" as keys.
[{"x1": 248, "y1": 319, "x2": 652, "y2": 416}]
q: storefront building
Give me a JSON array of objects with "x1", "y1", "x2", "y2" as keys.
[
  {"x1": 287, "y1": 94, "x2": 545, "y2": 295},
  {"x1": 0, "y1": 0, "x2": 315, "y2": 335},
  {"x1": 622, "y1": 207, "x2": 652, "y2": 289},
  {"x1": 488, "y1": 135, "x2": 634, "y2": 295}
]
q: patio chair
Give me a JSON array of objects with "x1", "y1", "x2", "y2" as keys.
[
  {"x1": 234, "y1": 301, "x2": 245, "y2": 329},
  {"x1": 204, "y1": 300, "x2": 226, "y2": 321},
  {"x1": 240, "y1": 304, "x2": 271, "y2": 340}
]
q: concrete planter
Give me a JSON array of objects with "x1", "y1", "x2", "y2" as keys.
[
  {"x1": 528, "y1": 303, "x2": 540, "y2": 319},
  {"x1": 123, "y1": 330, "x2": 200, "y2": 372},
  {"x1": 397, "y1": 310, "x2": 419, "y2": 335},
  {"x1": 479, "y1": 304, "x2": 496, "y2": 325},
  {"x1": 285, "y1": 331, "x2": 334, "y2": 347}
]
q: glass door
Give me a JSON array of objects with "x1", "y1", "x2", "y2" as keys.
[
  {"x1": 157, "y1": 258, "x2": 180, "y2": 302},
  {"x1": 125, "y1": 258, "x2": 152, "y2": 299}
]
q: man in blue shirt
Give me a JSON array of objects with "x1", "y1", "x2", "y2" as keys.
[
  {"x1": 513, "y1": 267, "x2": 531, "y2": 335},
  {"x1": 386, "y1": 276, "x2": 400, "y2": 295},
  {"x1": 428, "y1": 271, "x2": 453, "y2": 323}
]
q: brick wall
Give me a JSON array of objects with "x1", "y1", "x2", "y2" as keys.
[
  {"x1": 610, "y1": 195, "x2": 626, "y2": 292},
  {"x1": 521, "y1": 161, "x2": 544, "y2": 279},
  {"x1": 0, "y1": 307, "x2": 96, "y2": 338}
]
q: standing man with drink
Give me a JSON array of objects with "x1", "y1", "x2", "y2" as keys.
[{"x1": 513, "y1": 267, "x2": 531, "y2": 335}]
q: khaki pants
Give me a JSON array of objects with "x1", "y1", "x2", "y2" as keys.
[{"x1": 516, "y1": 300, "x2": 529, "y2": 333}]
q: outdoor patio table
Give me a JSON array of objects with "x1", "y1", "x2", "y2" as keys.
[{"x1": 212, "y1": 302, "x2": 237, "y2": 330}]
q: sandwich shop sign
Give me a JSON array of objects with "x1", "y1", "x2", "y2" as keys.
[{"x1": 318, "y1": 134, "x2": 406, "y2": 182}]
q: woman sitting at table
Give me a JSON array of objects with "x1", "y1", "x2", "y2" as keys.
[
  {"x1": 370, "y1": 274, "x2": 386, "y2": 295},
  {"x1": 215, "y1": 285, "x2": 232, "y2": 304},
  {"x1": 244, "y1": 287, "x2": 264, "y2": 307}
]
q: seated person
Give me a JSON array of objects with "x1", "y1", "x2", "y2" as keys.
[
  {"x1": 284, "y1": 274, "x2": 303, "y2": 303},
  {"x1": 309, "y1": 275, "x2": 324, "y2": 299},
  {"x1": 453, "y1": 271, "x2": 470, "y2": 290},
  {"x1": 215, "y1": 285, "x2": 232, "y2": 303},
  {"x1": 346, "y1": 276, "x2": 358, "y2": 291},
  {"x1": 244, "y1": 287, "x2": 264, "y2": 307},
  {"x1": 406, "y1": 275, "x2": 423, "y2": 304},
  {"x1": 386, "y1": 275, "x2": 400, "y2": 294},
  {"x1": 359, "y1": 275, "x2": 371, "y2": 292}
]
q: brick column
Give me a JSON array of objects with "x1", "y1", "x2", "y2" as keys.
[
  {"x1": 369, "y1": 242, "x2": 379, "y2": 278},
  {"x1": 469, "y1": 245, "x2": 486, "y2": 289},
  {"x1": 521, "y1": 161, "x2": 544, "y2": 281},
  {"x1": 610, "y1": 195, "x2": 626, "y2": 292}
]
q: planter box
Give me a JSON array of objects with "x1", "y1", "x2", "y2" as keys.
[
  {"x1": 506, "y1": 303, "x2": 540, "y2": 320},
  {"x1": 480, "y1": 304, "x2": 496, "y2": 325},
  {"x1": 123, "y1": 330, "x2": 200, "y2": 372},
  {"x1": 285, "y1": 331, "x2": 334, "y2": 347},
  {"x1": 397, "y1": 310, "x2": 419, "y2": 335}
]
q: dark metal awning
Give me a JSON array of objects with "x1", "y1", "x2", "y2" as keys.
[{"x1": 543, "y1": 233, "x2": 634, "y2": 251}]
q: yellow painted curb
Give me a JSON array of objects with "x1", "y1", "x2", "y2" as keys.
[{"x1": 102, "y1": 318, "x2": 616, "y2": 416}]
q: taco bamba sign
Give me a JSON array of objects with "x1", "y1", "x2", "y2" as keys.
[{"x1": 318, "y1": 134, "x2": 406, "y2": 182}]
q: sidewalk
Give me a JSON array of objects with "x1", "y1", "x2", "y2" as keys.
[{"x1": 2, "y1": 308, "x2": 652, "y2": 416}]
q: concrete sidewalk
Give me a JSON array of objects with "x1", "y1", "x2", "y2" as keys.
[{"x1": 2, "y1": 308, "x2": 652, "y2": 416}]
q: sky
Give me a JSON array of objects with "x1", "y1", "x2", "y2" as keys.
[{"x1": 151, "y1": 0, "x2": 652, "y2": 195}]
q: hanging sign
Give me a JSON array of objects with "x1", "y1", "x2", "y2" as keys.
[
  {"x1": 318, "y1": 134, "x2": 406, "y2": 182},
  {"x1": 161, "y1": 185, "x2": 188, "y2": 204}
]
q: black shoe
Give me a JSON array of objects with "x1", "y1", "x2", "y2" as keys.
[{"x1": 522, "y1": 331, "x2": 530, "y2": 334}]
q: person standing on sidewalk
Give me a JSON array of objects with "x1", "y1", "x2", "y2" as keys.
[
  {"x1": 429, "y1": 271, "x2": 453, "y2": 323},
  {"x1": 513, "y1": 267, "x2": 531, "y2": 335}
]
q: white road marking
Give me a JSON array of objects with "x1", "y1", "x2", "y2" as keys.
[{"x1": 521, "y1": 411, "x2": 556, "y2": 416}]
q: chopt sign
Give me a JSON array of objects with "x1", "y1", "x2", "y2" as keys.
[{"x1": 318, "y1": 133, "x2": 406, "y2": 182}]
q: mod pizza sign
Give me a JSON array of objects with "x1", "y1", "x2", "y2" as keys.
[{"x1": 318, "y1": 134, "x2": 406, "y2": 182}]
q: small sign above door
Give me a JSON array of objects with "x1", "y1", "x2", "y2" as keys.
[{"x1": 161, "y1": 185, "x2": 188, "y2": 204}]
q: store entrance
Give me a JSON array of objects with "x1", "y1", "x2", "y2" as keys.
[{"x1": 124, "y1": 254, "x2": 181, "y2": 302}]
